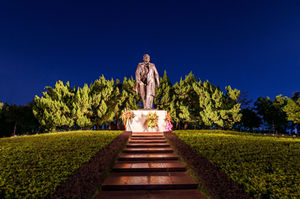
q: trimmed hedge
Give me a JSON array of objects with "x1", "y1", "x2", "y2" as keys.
[
  {"x1": 51, "y1": 131, "x2": 130, "y2": 199},
  {"x1": 0, "y1": 130, "x2": 122, "y2": 198},
  {"x1": 174, "y1": 130, "x2": 300, "y2": 198},
  {"x1": 165, "y1": 131, "x2": 249, "y2": 199}
]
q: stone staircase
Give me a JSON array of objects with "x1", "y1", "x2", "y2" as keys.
[{"x1": 101, "y1": 132, "x2": 198, "y2": 191}]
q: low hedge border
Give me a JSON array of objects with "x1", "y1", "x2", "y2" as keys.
[
  {"x1": 164, "y1": 131, "x2": 250, "y2": 199},
  {"x1": 50, "y1": 131, "x2": 130, "y2": 199}
]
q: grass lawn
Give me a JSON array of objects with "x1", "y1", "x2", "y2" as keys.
[
  {"x1": 0, "y1": 130, "x2": 122, "y2": 198},
  {"x1": 174, "y1": 130, "x2": 300, "y2": 198}
]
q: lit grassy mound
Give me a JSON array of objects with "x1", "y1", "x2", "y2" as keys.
[
  {"x1": 174, "y1": 130, "x2": 300, "y2": 198},
  {"x1": 0, "y1": 130, "x2": 122, "y2": 198}
]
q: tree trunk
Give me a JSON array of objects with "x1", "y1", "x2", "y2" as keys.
[
  {"x1": 175, "y1": 122, "x2": 179, "y2": 130},
  {"x1": 184, "y1": 123, "x2": 188, "y2": 130},
  {"x1": 117, "y1": 120, "x2": 121, "y2": 130},
  {"x1": 13, "y1": 122, "x2": 17, "y2": 136}
]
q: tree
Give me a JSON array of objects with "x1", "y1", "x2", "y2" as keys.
[
  {"x1": 222, "y1": 86, "x2": 243, "y2": 129},
  {"x1": 112, "y1": 77, "x2": 142, "y2": 129},
  {"x1": 89, "y1": 75, "x2": 120, "y2": 129},
  {"x1": 120, "y1": 77, "x2": 141, "y2": 110},
  {"x1": 283, "y1": 92, "x2": 300, "y2": 125},
  {"x1": 33, "y1": 80, "x2": 75, "y2": 131},
  {"x1": 240, "y1": 108, "x2": 262, "y2": 132},
  {"x1": 2, "y1": 104, "x2": 23, "y2": 136},
  {"x1": 193, "y1": 81, "x2": 242, "y2": 129},
  {"x1": 0, "y1": 103, "x2": 38, "y2": 136},
  {"x1": 254, "y1": 95, "x2": 288, "y2": 133},
  {"x1": 72, "y1": 84, "x2": 93, "y2": 129},
  {"x1": 103, "y1": 78, "x2": 121, "y2": 130},
  {"x1": 154, "y1": 70, "x2": 173, "y2": 111},
  {"x1": 193, "y1": 80, "x2": 217, "y2": 127},
  {"x1": 239, "y1": 90, "x2": 253, "y2": 109},
  {"x1": 171, "y1": 72, "x2": 199, "y2": 129}
]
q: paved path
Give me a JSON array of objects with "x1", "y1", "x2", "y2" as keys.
[{"x1": 96, "y1": 132, "x2": 205, "y2": 199}]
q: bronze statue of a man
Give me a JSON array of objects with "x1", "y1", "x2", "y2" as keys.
[{"x1": 135, "y1": 54, "x2": 160, "y2": 109}]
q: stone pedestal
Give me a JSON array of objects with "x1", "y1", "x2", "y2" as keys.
[{"x1": 126, "y1": 110, "x2": 167, "y2": 132}]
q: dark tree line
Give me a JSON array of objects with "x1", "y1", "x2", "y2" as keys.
[
  {"x1": 238, "y1": 92, "x2": 299, "y2": 134},
  {"x1": 0, "y1": 102, "x2": 39, "y2": 137}
]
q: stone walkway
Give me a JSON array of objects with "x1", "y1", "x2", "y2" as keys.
[{"x1": 95, "y1": 132, "x2": 205, "y2": 199}]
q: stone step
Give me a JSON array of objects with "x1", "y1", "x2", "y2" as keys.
[
  {"x1": 116, "y1": 160, "x2": 180, "y2": 164},
  {"x1": 123, "y1": 148, "x2": 173, "y2": 153},
  {"x1": 127, "y1": 143, "x2": 170, "y2": 148},
  {"x1": 131, "y1": 137, "x2": 166, "y2": 140},
  {"x1": 102, "y1": 172, "x2": 198, "y2": 190},
  {"x1": 96, "y1": 190, "x2": 206, "y2": 199},
  {"x1": 129, "y1": 140, "x2": 167, "y2": 144},
  {"x1": 132, "y1": 134, "x2": 164, "y2": 137},
  {"x1": 118, "y1": 153, "x2": 178, "y2": 161},
  {"x1": 112, "y1": 162, "x2": 186, "y2": 172},
  {"x1": 131, "y1": 136, "x2": 164, "y2": 138},
  {"x1": 132, "y1": 132, "x2": 164, "y2": 135}
]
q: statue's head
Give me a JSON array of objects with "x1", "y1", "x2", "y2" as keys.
[{"x1": 143, "y1": 54, "x2": 150, "y2": 63}]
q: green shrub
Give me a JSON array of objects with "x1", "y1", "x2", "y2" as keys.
[
  {"x1": 175, "y1": 130, "x2": 300, "y2": 198},
  {"x1": 0, "y1": 130, "x2": 122, "y2": 198}
]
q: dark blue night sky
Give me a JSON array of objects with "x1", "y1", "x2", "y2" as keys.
[{"x1": 0, "y1": 0, "x2": 299, "y2": 105}]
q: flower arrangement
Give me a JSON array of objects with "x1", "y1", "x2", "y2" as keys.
[
  {"x1": 165, "y1": 112, "x2": 173, "y2": 131},
  {"x1": 121, "y1": 109, "x2": 135, "y2": 130},
  {"x1": 165, "y1": 112, "x2": 172, "y2": 122},
  {"x1": 146, "y1": 112, "x2": 158, "y2": 128}
]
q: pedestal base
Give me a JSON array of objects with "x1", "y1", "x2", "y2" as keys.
[{"x1": 126, "y1": 110, "x2": 167, "y2": 133}]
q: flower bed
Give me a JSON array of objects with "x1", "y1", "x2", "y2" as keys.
[{"x1": 0, "y1": 130, "x2": 127, "y2": 198}]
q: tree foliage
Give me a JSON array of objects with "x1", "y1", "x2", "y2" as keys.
[
  {"x1": 239, "y1": 108, "x2": 262, "y2": 132},
  {"x1": 154, "y1": 70, "x2": 173, "y2": 111},
  {"x1": 120, "y1": 77, "x2": 141, "y2": 110},
  {"x1": 29, "y1": 72, "x2": 243, "y2": 133},
  {"x1": 89, "y1": 75, "x2": 120, "y2": 129},
  {"x1": 283, "y1": 92, "x2": 300, "y2": 125},
  {"x1": 254, "y1": 95, "x2": 288, "y2": 133},
  {"x1": 72, "y1": 84, "x2": 93, "y2": 129},
  {"x1": 32, "y1": 75, "x2": 142, "y2": 132},
  {"x1": 193, "y1": 81, "x2": 242, "y2": 129},
  {"x1": 33, "y1": 80, "x2": 75, "y2": 131},
  {"x1": 171, "y1": 72, "x2": 199, "y2": 128},
  {"x1": 0, "y1": 103, "x2": 38, "y2": 137}
]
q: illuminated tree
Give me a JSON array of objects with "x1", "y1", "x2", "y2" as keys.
[
  {"x1": 72, "y1": 84, "x2": 93, "y2": 129},
  {"x1": 171, "y1": 72, "x2": 199, "y2": 129},
  {"x1": 121, "y1": 76, "x2": 141, "y2": 110},
  {"x1": 89, "y1": 75, "x2": 120, "y2": 129},
  {"x1": 283, "y1": 92, "x2": 300, "y2": 125},
  {"x1": 154, "y1": 70, "x2": 173, "y2": 111},
  {"x1": 193, "y1": 81, "x2": 242, "y2": 129},
  {"x1": 33, "y1": 80, "x2": 75, "y2": 131}
]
